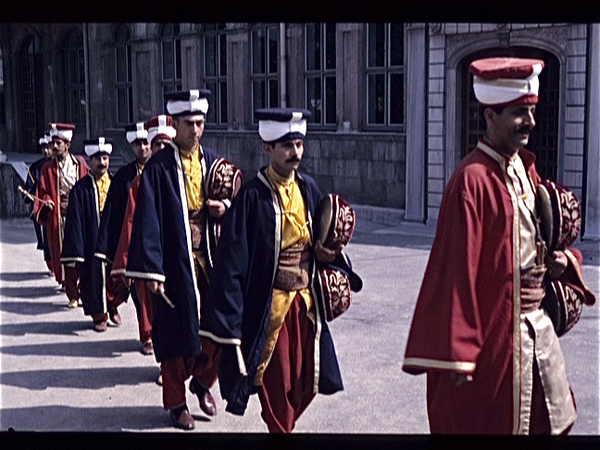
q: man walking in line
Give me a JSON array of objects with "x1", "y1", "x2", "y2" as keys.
[{"x1": 33, "y1": 122, "x2": 89, "y2": 302}]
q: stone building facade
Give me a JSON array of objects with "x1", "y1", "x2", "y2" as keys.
[{"x1": 1, "y1": 22, "x2": 598, "y2": 239}]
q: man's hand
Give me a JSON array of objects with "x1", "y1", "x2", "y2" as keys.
[
  {"x1": 545, "y1": 250, "x2": 568, "y2": 279},
  {"x1": 207, "y1": 199, "x2": 226, "y2": 219},
  {"x1": 43, "y1": 199, "x2": 55, "y2": 210},
  {"x1": 146, "y1": 280, "x2": 165, "y2": 294},
  {"x1": 314, "y1": 240, "x2": 338, "y2": 263},
  {"x1": 450, "y1": 372, "x2": 473, "y2": 387}
]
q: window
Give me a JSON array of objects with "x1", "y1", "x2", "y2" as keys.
[
  {"x1": 204, "y1": 23, "x2": 227, "y2": 126},
  {"x1": 251, "y1": 24, "x2": 279, "y2": 121},
  {"x1": 115, "y1": 24, "x2": 133, "y2": 125},
  {"x1": 366, "y1": 23, "x2": 404, "y2": 127},
  {"x1": 0, "y1": 48, "x2": 5, "y2": 126},
  {"x1": 20, "y1": 35, "x2": 43, "y2": 152},
  {"x1": 63, "y1": 29, "x2": 85, "y2": 125},
  {"x1": 161, "y1": 24, "x2": 182, "y2": 100},
  {"x1": 305, "y1": 23, "x2": 336, "y2": 126}
]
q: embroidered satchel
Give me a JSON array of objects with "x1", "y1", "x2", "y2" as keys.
[
  {"x1": 537, "y1": 180, "x2": 595, "y2": 336},
  {"x1": 206, "y1": 158, "x2": 244, "y2": 242},
  {"x1": 315, "y1": 193, "x2": 362, "y2": 321}
]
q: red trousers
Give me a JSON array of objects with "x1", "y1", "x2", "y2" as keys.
[
  {"x1": 134, "y1": 280, "x2": 153, "y2": 344},
  {"x1": 257, "y1": 292, "x2": 316, "y2": 433},
  {"x1": 65, "y1": 264, "x2": 123, "y2": 324},
  {"x1": 161, "y1": 338, "x2": 221, "y2": 410}
]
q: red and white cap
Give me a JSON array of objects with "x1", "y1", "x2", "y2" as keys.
[
  {"x1": 48, "y1": 122, "x2": 76, "y2": 142},
  {"x1": 145, "y1": 115, "x2": 176, "y2": 144},
  {"x1": 470, "y1": 57, "x2": 545, "y2": 107}
]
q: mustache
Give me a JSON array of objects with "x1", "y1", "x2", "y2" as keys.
[
  {"x1": 515, "y1": 125, "x2": 534, "y2": 134},
  {"x1": 286, "y1": 157, "x2": 301, "y2": 163}
]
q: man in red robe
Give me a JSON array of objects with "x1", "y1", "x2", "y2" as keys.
[
  {"x1": 402, "y1": 57, "x2": 591, "y2": 435},
  {"x1": 33, "y1": 122, "x2": 89, "y2": 301}
]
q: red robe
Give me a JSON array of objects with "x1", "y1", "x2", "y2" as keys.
[
  {"x1": 402, "y1": 142, "x2": 575, "y2": 434},
  {"x1": 32, "y1": 154, "x2": 89, "y2": 284}
]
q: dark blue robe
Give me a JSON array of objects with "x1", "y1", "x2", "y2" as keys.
[
  {"x1": 125, "y1": 143, "x2": 220, "y2": 363},
  {"x1": 61, "y1": 174, "x2": 109, "y2": 316},
  {"x1": 200, "y1": 167, "x2": 344, "y2": 416},
  {"x1": 95, "y1": 160, "x2": 140, "y2": 263}
]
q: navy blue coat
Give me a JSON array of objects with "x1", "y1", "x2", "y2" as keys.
[
  {"x1": 200, "y1": 167, "x2": 344, "y2": 415},
  {"x1": 95, "y1": 160, "x2": 140, "y2": 263},
  {"x1": 125, "y1": 143, "x2": 220, "y2": 362},
  {"x1": 61, "y1": 174, "x2": 109, "y2": 316}
]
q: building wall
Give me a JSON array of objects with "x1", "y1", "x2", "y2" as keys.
[
  {"x1": 0, "y1": 23, "x2": 598, "y2": 230},
  {"x1": 423, "y1": 23, "x2": 593, "y2": 230}
]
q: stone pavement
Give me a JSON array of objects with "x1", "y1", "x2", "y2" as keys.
[{"x1": 0, "y1": 210, "x2": 598, "y2": 436}]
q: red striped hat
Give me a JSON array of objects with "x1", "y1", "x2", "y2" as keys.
[{"x1": 470, "y1": 57, "x2": 545, "y2": 107}]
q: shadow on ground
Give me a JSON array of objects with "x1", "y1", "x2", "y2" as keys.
[
  {"x1": 0, "y1": 338, "x2": 141, "y2": 359},
  {"x1": 0, "y1": 365, "x2": 160, "y2": 391}
]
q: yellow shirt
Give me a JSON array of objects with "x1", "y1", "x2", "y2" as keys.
[
  {"x1": 254, "y1": 166, "x2": 314, "y2": 386},
  {"x1": 180, "y1": 146, "x2": 204, "y2": 211},
  {"x1": 95, "y1": 172, "x2": 111, "y2": 213}
]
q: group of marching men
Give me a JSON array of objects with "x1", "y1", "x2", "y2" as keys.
[{"x1": 25, "y1": 88, "x2": 362, "y2": 432}]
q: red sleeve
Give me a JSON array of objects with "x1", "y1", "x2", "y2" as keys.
[
  {"x1": 33, "y1": 164, "x2": 54, "y2": 226},
  {"x1": 403, "y1": 171, "x2": 485, "y2": 375},
  {"x1": 111, "y1": 176, "x2": 140, "y2": 278}
]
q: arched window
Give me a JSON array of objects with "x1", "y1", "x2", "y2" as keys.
[
  {"x1": 462, "y1": 47, "x2": 559, "y2": 181},
  {"x1": 115, "y1": 25, "x2": 132, "y2": 125},
  {"x1": 20, "y1": 34, "x2": 43, "y2": 152},
  {"x1": 251, "y1": 23, "x2": 279, "y2": 123},
  {"x1": 203, "y1": 23, "x2": 227, "y2": 126},
  {"x1": 63, "y1": 28, "x2": 85, "y2": 125},
  {"x1": 161, "y1": 23, "x2": 182, "y2": 99},
  {"x1": 305, "y1": 23, "x2": 336, "y2": 127}
]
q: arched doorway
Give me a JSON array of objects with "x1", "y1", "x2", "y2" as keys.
[
  {"x1": 461, "y1": 47, "x2": 560, "y2": 181},
  {"x1": 19, "y1": 34, "x2": 44, "y2": 153}
]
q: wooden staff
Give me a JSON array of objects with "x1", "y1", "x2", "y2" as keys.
[
  {"x1": 18, "y1": 185, "x2": 54, "y2": 208},
  {"x1": 18, "y1": 185, "x2": 40, "y2": 202}
]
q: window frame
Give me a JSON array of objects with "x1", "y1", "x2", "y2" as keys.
[
  {"x1": 160, "y1": 23, "x2": 183, "y2": 102},
  {"x1": 63, "y1": 28, "x2": 86, "y2": 126},
  {"x1": 304, "y1": 23, "x2": 337, "y2": 128},
  {"x1": 203, "y1": 23, "x2": 228, "y2": 127},
  {"x1": 114, "y1": 24, "x2": 133, "y2": 125},
  {"x1": 250, "y1": 23, "x2": 279, "y2": 124},
  {"x1": 365, "y1": 23, "x2": 405, "y2": 130}
]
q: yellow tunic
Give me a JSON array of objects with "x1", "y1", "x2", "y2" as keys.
[
  {"x1": 254, "y1": 165, "x2": 314, "y2": 386},
  {"x1": 95, "y1": 172, "x2": 111, "y2": 213},
  {"x1": 180, "y1": 146, "x2": 205, "y2": 211},
  {"x1": 181, "y1": 146, "x2": 208, "y2": 280}
]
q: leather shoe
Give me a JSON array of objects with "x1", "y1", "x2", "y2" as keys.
[
  {"x1": 141, "y1": 340, "x2": 154, "y2": 355},
  {"x1": 169, "y1": 405, "x2": 194, "y2": 430},
  {"x1": 93, "y1": 320, "x2": 108, "y2": 332},
  {"x1": 189, "y1": 377, "x2": 217, "y2": 416},
  {"x1": 109, "y1": 310, "x2": 122, "y2": 326}
]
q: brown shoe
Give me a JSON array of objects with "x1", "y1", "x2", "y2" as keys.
[
  {"x1": 169, "y1": 405, "x2": 194, "y2": 430},
  {"x1": 109, "y1": 310, "x2": 122, "y2": 326},
  {"x1": 93, "y1": 320, "x2": 108, "y2": 332},
  {"x1": 189, "y1": 377, "x2": 217, "y2": 416},
  {"x1": 141, "y1": 340, "x2": 154, "y2": 355}
]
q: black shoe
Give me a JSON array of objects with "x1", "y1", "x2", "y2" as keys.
[
  {"x1": 169, "y1": 405, "x2": 195, "y2": 430},
  {"x1": 189, "y1": 377, "x2": 217, "y2": 416}
]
